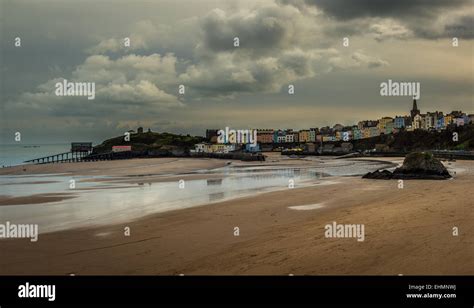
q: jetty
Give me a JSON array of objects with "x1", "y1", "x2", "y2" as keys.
[{"x1": 24, "y1": 143, "x2": 93, "y2": 164}]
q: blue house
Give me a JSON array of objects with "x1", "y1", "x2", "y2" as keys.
[
  {"x1": 394, "y1": 116, "x2": 405, "y2": 129},
  {"x1": 245, "y1": 143, "x2": 261, "y2": 153},
  {"x1": 436, "y1": 117, "x2": 445, "y2": 129}
]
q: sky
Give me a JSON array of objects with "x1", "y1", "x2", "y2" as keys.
[{"x1": 0, "y1": 0, "x2": 473, "y2": 143}]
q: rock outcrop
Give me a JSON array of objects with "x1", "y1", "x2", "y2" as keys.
[{"x1": 363, "y1": 152, "x2": 451, "y2": 180}]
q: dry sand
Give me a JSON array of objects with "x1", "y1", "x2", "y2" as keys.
[{"x1": 0, "y1": 157, "x2": 472, "y2": 275}]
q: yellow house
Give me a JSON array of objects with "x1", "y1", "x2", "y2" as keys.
[
  {"x1": 444, "y1": 114, "x2": 453, "y2": 126},
  {"x1": 211, "y1": 144, "x2": 236, "y2": 153},
  {"x1": 363, "y1": 128, "x2": 371, "y2": 139},
  {"x1": 299, "y1": 130, "x2": 310, "y2": 142},
  {"x1": 377, "y1": 117, "x2": 393, "y2": 130}
]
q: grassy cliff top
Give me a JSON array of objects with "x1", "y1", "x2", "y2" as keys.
[{"x1": 93, "y1": 131, "x2": 205, "y2": 154}]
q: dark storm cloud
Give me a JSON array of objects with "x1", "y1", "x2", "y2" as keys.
[
  {"x1": 303, "y1": 0, "x2": 469, "y2": 20},
  {"x1": 200, "y1": 7, "x2": 295, "y2": 54},
  {"x1": 410, "y1": 13, "x2": 474, "y2": 39},
  {"x1": 278, "y1": 0, "x2": 474, "y2": 40},
  {"x1": 180, "y1": 4, "x2": 388, "y2": 98},
  {"x1": 444, "y1": 15, "x2": 474, "y2": 39}
]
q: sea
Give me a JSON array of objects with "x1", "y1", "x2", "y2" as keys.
[{"x1": 0, "y1": 143, "x2": 73, "y2": 167}]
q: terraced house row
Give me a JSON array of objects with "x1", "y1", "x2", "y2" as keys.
[{"x1": 252, "y1": 99, "x2": 473, "y2": 144}]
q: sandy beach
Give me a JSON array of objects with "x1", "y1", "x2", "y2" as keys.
[
  {"x1": 0, "y1": 155, "x2": 473, "y2": 275},
  {"x1": 0, "y1": 157, "x2": 229, "y2": 177}
]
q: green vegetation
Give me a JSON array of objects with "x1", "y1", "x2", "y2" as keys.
[
  {"x1": 93, "y1": 131, "x2": 205, "y2": 155},
  {"x1": 412, "y1": 152, "x2": 434, "y2": 160}
]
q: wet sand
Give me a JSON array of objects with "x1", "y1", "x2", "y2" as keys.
[
  {"x1": 0, "y1": 157, "x2": 472, "y2": 275},
  {"x1": 0, "y1": 193, "x2": 75, "y2": 206}
]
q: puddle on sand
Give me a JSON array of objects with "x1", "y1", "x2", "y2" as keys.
[{"x1": 288, "y1": 203, "x2": 324, "y2": 210}]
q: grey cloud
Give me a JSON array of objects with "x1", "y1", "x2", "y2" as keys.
[
  {"x1": 302, "y1": 0, "x2": 469, "y2": 20},
  {"x1": 351, "y1": 51, "x2": 389, "y2": 68},
  {"x1": 201, "y1": 8, "x2": 291, "y2": 53},
  {"x1": 369, "y1": 19, "x2": 413, "y2": 41},
  {"x1": 444, "y1": 15, "x2": 474, "y2": 39},
  {"x1": 6, "y1": 53, "x2": 184, "y2": 120},
  {"x1": 180, "y1": 48, "x2": 388, "y2": 97},
  {"x1": 180, "y1": 4, "x2": 388, "y2": 98},
  {"x1": 287, "y1": 0, "x2": 474, "y2": 40},
  {"x1": 408, "y1": 13, "x2": 474, "y2": 39}
]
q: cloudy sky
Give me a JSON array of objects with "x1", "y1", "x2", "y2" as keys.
[{"x1": 1, "y1": 0, "x2": 473, "y2": 143}]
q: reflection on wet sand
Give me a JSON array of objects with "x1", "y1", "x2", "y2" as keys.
[
  {"x1": 0, "y1": 159, "x2": 390, "y2": 233},
  {"x1": 207, "y1": 179, "x2": 222, "y2": 186}
]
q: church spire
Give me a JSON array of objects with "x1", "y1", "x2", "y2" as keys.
[{"x1": 411, "y1": 97, "x2": 420, "y2": 118}]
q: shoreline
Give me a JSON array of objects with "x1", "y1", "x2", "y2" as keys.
[
  {"x1": 0, "y1": 156, "x2": 472, "y2": 275},
  {"x1": 0, "y1": 154, "x2": 404, "y2": 177}
]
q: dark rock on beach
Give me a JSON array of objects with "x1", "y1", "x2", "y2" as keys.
[
  {"x1": 362, "y1": 169, "x2": 393, "y2": 179},
  {"x1": 363, "y1": 152, "x2": 451, "y2": 180}
]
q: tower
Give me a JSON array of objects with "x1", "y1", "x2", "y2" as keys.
[{"x1": 410, "y1": 98, "x2": 420, "y2": 119}]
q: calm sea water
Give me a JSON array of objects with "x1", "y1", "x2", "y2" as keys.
[{"x1": 0, "y1": 144, "x2": 72, "y2": 167}]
